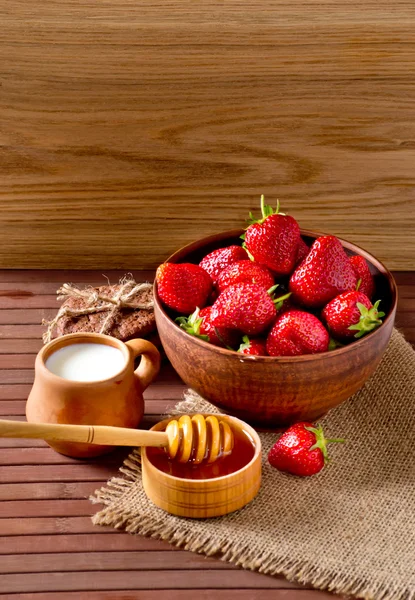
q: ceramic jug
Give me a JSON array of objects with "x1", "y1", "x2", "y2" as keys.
[{"x1": 26, "y1": 332, "x2": 161, "y2": 458}]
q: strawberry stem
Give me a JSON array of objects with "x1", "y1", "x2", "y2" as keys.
[
  {"x1": 246, "y1": 195, "x2": 284, "y2": 226},
  {"x1": 273, "y1": 292, "x2": 291, "y2": 310},
  {"x1": 267, "y1": 285, "x2": 291, "y2": 310},
  {"x1": 260, "y1": 193, "x2": 266, "y2": 218},
  {"x1": 305, "y1": 424, "x2": 345, "y2": 465},
  {"x1": 242, "y1": 241, "x2": 255, "y2": 262}
]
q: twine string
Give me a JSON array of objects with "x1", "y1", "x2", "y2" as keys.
[{"x1": 42, "y1": 277, "x2": 154, "y2": 344}]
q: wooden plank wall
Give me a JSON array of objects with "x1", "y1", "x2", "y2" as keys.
[{"x1": 0, "y1": 1, "x2": 414, "y2": 270}]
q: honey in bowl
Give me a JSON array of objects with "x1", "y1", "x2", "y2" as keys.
[{"x1": 146, "y1": 423, "x2": 256, "y2": 479}]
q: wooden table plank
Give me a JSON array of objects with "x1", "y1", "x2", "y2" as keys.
[
  {"x1": 0, "y1": 569, "x2": 300, "y2": 594},
  {"x1": 0, "y1": 516, "x2": 106, "y2": 536},
  {"x1": 0, "y1": 592, "x2": 333, "y2": 600},
  {"x1": 0, "y1": 464, "x2": 124, "y2": 483},
  {"x1": 0, "y1": 296, "x2": 66, "y2": 309},
  {"x1": 0, "y1": 436, "x2": 47, "y2": 448},
  {"x1": 0, "y1": 551, "x2": 234, "y2": 574},
  {"x1": 0, "y1": 398, "x2": 182, "y2": 418},
  {"x1": 0, "y1": 271, "x2": 154, "y2": 284},
  {"x1": 0, "y1": 482, "x2": 99, "y2": 501},
  {"x1": 0, "y1": 309, "x2": 58, "y2": 325},
  {"x1": 0, "y1": 448, "x2": 130, "y2": 469},
  {"x1": 0, "y1": 340, "x2": 43, "y2": 354},
  {"x1": 0, "y1": 371, "x2": 37, "y2": 384},
  {"x1": 0, "y1": 355, "x2": 36, "y2": 369},
  {"x1": 1, "y1": 499, "x2": 95, "y2": 518},
  {"x1": 0, "y1": 533, "x2": 178, "y2": 555},
  {"x1": 0, "y1": 325, "x2": 45, "y2": 339}
]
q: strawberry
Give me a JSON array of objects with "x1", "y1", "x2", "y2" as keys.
[
  {"x1": 156, "y1": 262, "x2": 212, "y2": 314},
  {"x1": 289, "y1": 235, "x2": 357, "y2": 308},
  {"x1": 349, "y1": 255, "x2": 375, "y2": 299},
  {"x1": 199, "y1": 245, "x2": 248, "y2": 284},
  {"x1": 217, "y1": 260, "x2": 275, "y2": 294},
  {"x1": 243, "y1": 195, "x2": 300, "y2": 276},
  {"x1": 322, "y1": 291, "x2": 385, "y2": 341},
  {"x1": 268, "y1": 422, "x2": 345, "y2": 477},
  {"x1": 266, "y1": 309, "x2": 329, "y2": 356},
  {"x1": 176, "y1": 307, "x2": 240, "y2": 348},
  {"x1": 211, "y1": 283, "x2": 285, "y2": 335},
  {"x1": 295, "y1": 237, "x2": 309, "y2": 266},
  {"x1": 238, "y1": 335, "x2": 267, "y2": 356}
]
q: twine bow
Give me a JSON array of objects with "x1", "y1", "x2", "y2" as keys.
[{"x1": 42, "y1": 276, "x2": 154, "y2": 344}]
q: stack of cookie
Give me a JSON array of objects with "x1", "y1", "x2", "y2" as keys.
[{"x1": 43, "y1": 279, "x2": 158, "y2": 344}]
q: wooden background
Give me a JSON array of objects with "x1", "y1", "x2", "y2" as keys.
[{"x1": 1, "y1": 1, "x2": 414, "y2": 270}]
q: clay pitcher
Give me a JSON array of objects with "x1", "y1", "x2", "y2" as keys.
[{"x1": 26, "y1": 332, "x2": 161, "y2": 458}]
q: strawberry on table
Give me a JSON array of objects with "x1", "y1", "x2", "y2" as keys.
[
  {"x1": 349, "y1": 255, "x2": 375, "y2": 299},
  {"x1": 217, "y1": 260, "x2": 275, "y2": 294},
  {"x1": 268, "y1": 422, "x2": 345, "y2": 477},
  {"x1": 289, "y1": 235, "x2": 357, "y2": 308},
  {"x1": 176, "y1": 307, "x2": 240, "y2": 348},
  {"x1": 238, "y1": 335, "x2": 267, "y2": 356},
  {"x1": 266, "y1": 309, "x2": 329, "y2": 356},
  {"x1": 156, "y1": 262, "x2": 212, "y2": 314},
  {"x1": 199, "y1": 245, "x2": 248, "y2": 284},
  {"x1": 211, "y1": 282, "x2": 287, "y2": 336},
  {"x1": 322, "y1": 290, "x2": 385, "y2": 341},
  {"x1": 243, "y1": 195, "x2": 300, "y2": 276}
]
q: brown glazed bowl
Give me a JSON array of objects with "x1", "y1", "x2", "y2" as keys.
[{"x1": 154, "y1": 230, "x2": 397, "y2": 428}]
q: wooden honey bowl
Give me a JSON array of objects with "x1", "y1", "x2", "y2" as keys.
[{"x1": 141, "y1": 414, "x2": 262, "y2": 518}]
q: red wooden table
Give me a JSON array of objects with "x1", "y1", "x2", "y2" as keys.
[{"x1": 1, "y1": 270, "x2": 413, "y2": 599}]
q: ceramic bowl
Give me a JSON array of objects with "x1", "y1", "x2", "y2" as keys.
[{"x1": 154, "y1": 229, "x2": 397, "y2": 428}]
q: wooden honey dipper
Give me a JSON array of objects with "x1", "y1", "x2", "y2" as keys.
[{"x1": 0, "y1": 414, "x2": 234, "y2": 464}]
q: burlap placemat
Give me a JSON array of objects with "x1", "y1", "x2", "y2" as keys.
[{"x1": 91, "y1": 329, "x2": 415, "y2": 600}]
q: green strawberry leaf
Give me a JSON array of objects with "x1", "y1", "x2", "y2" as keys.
[
  {"x1": 348, "y1": 299, "x2": 385, "y2": 339},
  {"x1": 238, "y1": 335, "x2": 251, "y2": 353},
  {"x1": 328, "y1": 337, "x2": 345, "y2": 351},
  {"x1": 267, "y1": 284, "x2": 279, "y2": 295},
  {"x1": 175, "y1": 308, "x2": 210, "y2": 342}
]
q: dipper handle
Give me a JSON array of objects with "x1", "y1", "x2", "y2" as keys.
[
  {"x1": 0, "y1": 419, "x2": 168, "y2": 448},
  {"x1": 0, "y1": 414, "x2": 233, "y2": 464}
]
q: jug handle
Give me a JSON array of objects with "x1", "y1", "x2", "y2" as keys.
[{"x1": 125, "y1": 339, "x2": 161, "y2": 392}]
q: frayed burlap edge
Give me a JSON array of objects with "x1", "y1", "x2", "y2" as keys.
[{"x1": 91, "y1": 385, "x2": 414, "y2": 600}]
